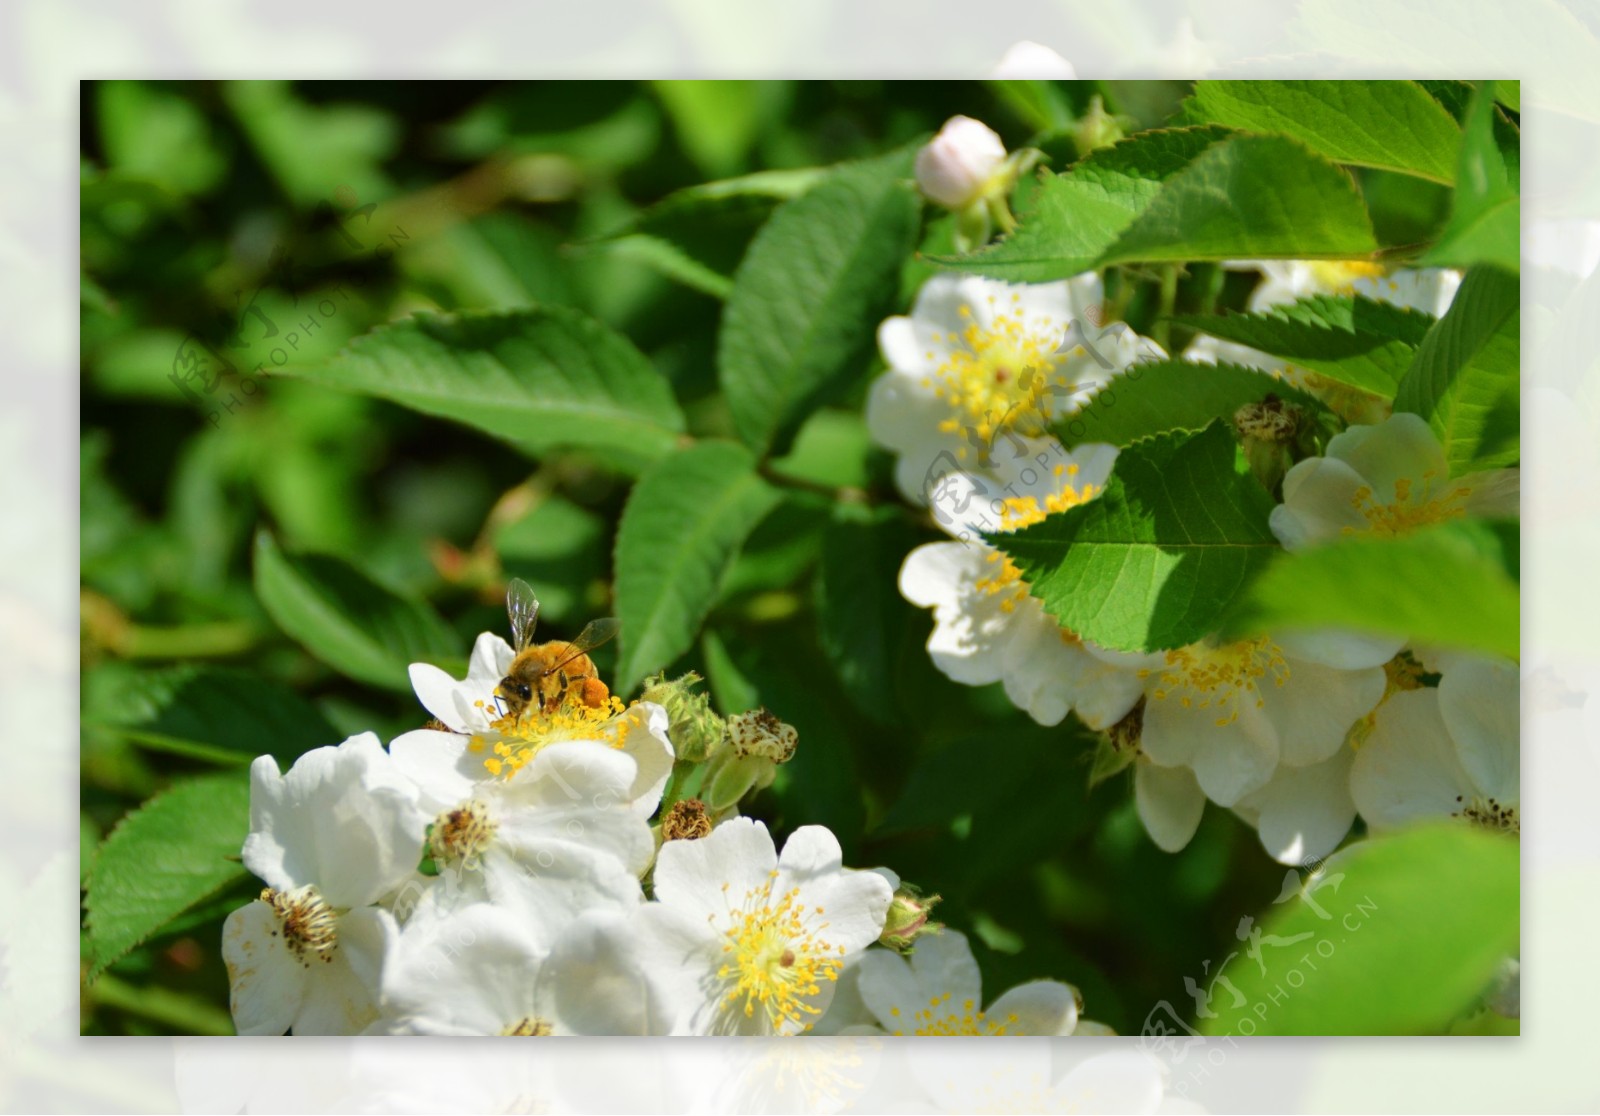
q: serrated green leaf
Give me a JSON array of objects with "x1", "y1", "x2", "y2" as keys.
[
  {"x1": 82, "y1": 664, "x2": 342, "y2": 767},
  {"x1": 1221, "y1": 519, "x2": 1519, "y2": 660},
  {"x1": 994, "y1": 422, "x2": 1279, "y2": 651},
  {"x1": 1101, "y1": 134, "x2": 1379, "y2": 267},
  {"x1": 293, "y1": 309, "x2": 686, "y2": 472},
  {"x1": 933, "y1": 126, "x2": 1232, "y2": 281},
  {"x1": 719, "y1": 149, "x2": 922, "y2": 454},
  {"x1": 1174, "y1": 295, "x2": 1436, "y2": 397},
  {"x1": 1426, "y1": 82, "x2": 1519, "y2": 273},
  {"x1": 85, "y1": 773, "x2": 251, "y2": 980},
  {"x1": 1191, "y1": 81, "x2": 1460, "y2": 183},
  {"x1": 1199, "y1": 824, "x2": 1519, "y2": 1035},
  {"x1": 252, "y1": 532, "x2": 459, "y2": 692},
  {"x1": 613, "y1": 441, "x2": 782, "y2": 694},
  {"x1": 1392, "y1": 265, "x2": 1519, "y2": 474},
  {"x1": 1052, "y1": 359, "x2": 1327, "y2": 450}
]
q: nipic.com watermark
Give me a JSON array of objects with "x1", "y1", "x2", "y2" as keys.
[
  {"x1": 1139, "y1": 859, "x2": 1378, "y2": 1097},
  {"x1": 168, "y1": 186, "x2": 409, "y2": 427}
]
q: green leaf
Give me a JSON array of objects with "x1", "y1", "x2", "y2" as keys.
[
  {"x1": 85, "y1": 772, "x2": 252, "y2": 980},
  {"x1": 252, "y1": 532, "x2": 459, "y2": 692},
  {"x1": 1190, "y1": 81, "x2": 1460, "y2": 183},
  {"x1": 612, "y1": 441, "x2": 782, "y2": 694},
  {"x1": 97, "y1": 81, "x2": 228, "y2": 197},
  {"x1": 1174, "y1": 295, "x2": 1437, "y2": 397},
  {"x1": 492, "y1": 494, "x2": 608, "y2": 624},
  {"x1": 719, "y1": 149, "x2": 922, "y2": 454},
  {"x1": 815, "y1": 509, "x2": 921, "y2": 724},
  {"x1": 1199, "y1": 823, "x2": 1519, "y2": 1035},
  {"x1": 1392, "y1": 265, "x2": 1519, "y2": 474},
  {"x1": 222, "y1": 80, "x2": 396, "y2": 207},
  {"x1": 82, "y1": 664, "x2": 342, "y2": 767},
  {"x1": 1426, "y1": 82, "x2": 1519, "y2": 273},
  {"x1": 993, "y1": 422, "x2": 1280, "y2": 651},
  {"x1": 1221, "y1": 520, "x2": 1519, "y2": 660},
  {"x1": 937, "y1": 130, "x2": 1378, "y2": 280},
  {"x1": 934, "y1": 126, "x2": 1232, "y2": 282},
  {"x1": 1100, "y1": 134, "x2": 1379, "y2": 267},
  {"x1": 295, "y1": 309, "x2": 686, "y2": 472},
  {"x1": 651, "y1": 81, "x2": 790, "y2": 178},
  {"x1": 1052, "y1": 359, "x2": 1327, "y2": 450}
]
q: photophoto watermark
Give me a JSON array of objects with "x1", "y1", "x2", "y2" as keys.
[{"x1": 168, "y1": 186, "x2": 410, "y2": 427}]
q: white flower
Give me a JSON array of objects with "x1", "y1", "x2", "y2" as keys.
[
  {"x1": 869, "y1": 273, "x2": 1163, "y2": 514},
  {"x1": 991, "y1": 41, "x2": 1077, "y2": 79},
  {"x1": 223, "y1": 732, "x2": 427, "y2": 1035},
  {"x1": 1270, "y1": 413, "x2": 1519, "y2": 552},
  {"x1": 1112, "y1": 631, "x2": 1395, "y2": 807},
  {"x1": 391, "y1": 665, "x2": 675, "y2": 819},
  {"x1": 622, "y1": 818, "x2": 892, "y2": 1035},
  {"x1": 855, "y1": 929, "x2": 1081, "y2": 1036},
  {"x1": 898, "y1": 473, "x2": 1146, "y2": 731},
  {"x1": 407, "y1": 741, "x2": 653, "y2": 928},
  {"x1": 1232, "y1": 747, "x2": 1357, "y2": 866},
  {"x1": 915, "y1": 116, "x2": 1008, "y2": 210},
  {"x1": 1350, "y1": 653, "x2": 1519, "y2": 833},
  {"x1": 372, "y1": 902, "x2": 666, "y2": 1036}
]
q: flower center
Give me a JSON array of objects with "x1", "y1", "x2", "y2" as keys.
[
  {"x1": 429, "y1": 800, "x2": 498, "y2": 869},
  {"x1": 500, "y1": 1016, "x2": 554, "y2": 1036},
  {"x1": 1348, "y1": 652, "x2": 1428, "y2": 748},
  {"x1": 1143, "y1": 638, "x2": 1290, "y2": 727},
  {"x1": 1347, "y1": 474, "x2": 1473, "y2": 537},
  {"x1": 473, "y1": 693, "x2": 630, "y2": 778},
  {"x1": 890, "y1": 993, "x2": 1020, "y2": 1036},
  {"x1": 716, "y1": 874, "x2": 843, "y2": 1033},
  {"x1": 262, "y1": 885, "x2": 338, "y2": 965},
  {"x1": 661, "y1": 797, "x2": 713, "y2": 841},
  {"x1": 924, "y1": 300, "x2": 1078, "y2": 449},
  {"x1": 1456, "y1": 795, "x2": 1519, "y2": 835}
]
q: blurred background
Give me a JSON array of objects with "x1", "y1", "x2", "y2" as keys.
[{"x1": 80, "y1": 78, "x2": 1298, "y2": 1035}]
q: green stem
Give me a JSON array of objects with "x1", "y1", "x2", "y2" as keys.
[
  {"x1": 89, "y1": 972, "x2": 235, "y2": 1035},
  {"x1": 1154, "y1": 264, "x2": 1180, "y2": 352},
  {"x1": 119, "y1": 620, "x2": 259, "y2": 660}
]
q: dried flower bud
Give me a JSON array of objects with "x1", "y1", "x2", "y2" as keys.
[
  {"x1": 661, "y1": 798, "x2": 713, "y2": 841},
  {"x1": 726, "y1": 707, "x2": 799, "y2": 763}
]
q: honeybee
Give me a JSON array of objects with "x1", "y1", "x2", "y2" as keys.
[{"x1": 495, "y1": 577, "x2": 619, "y2": 722}]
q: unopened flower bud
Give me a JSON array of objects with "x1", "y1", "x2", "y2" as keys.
[
  {"x1": 915, "y1": 116, "x2": 1008, "y2": 211},
  {"x1": 1235, "y1": 395, "x2": 1305, "y2": 493},
  {"x1": 880, "y1": 885, "x2": 942, "y2": 952},
  {"x1": 1074, "y1": 95, "x2": 1125, "y2": 155},
  {"x1": 661, "y1": 798, "x2": 713, "y2": 841},
  {"x1": 638, "y1": 671, "x2": 724, "y2": 763}
]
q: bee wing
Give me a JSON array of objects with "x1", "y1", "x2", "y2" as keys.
[
  {"x1": 505, "y1": 577, "x2": 541, "y2": 652},
  {"x1": 547, "y1": 617, "x2": 620, "y2": 671}
]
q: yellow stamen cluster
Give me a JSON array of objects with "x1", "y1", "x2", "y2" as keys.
[
  {"x1": 716, "y1": 872, "x2": 844, "y2": 1033},
  {"x1": 1347, "y1": 474, "x2": 1472, "y2": 537},
  {"x1": 923, "y1": 297, "x2": 1081, "y2": 450},
  {"x1": 261, "y1": 885, "x2": 338, "y2": 966},
  {"x1": 1306, "y1": 260, "x2": 1388, "y2": 292},
  {"x1": 887, "y1": 992, "x2": 1021, "y2": 1036},
  {"x1": 475, "y1": 693, "x2": 630, "y2": 778},
  {"x1": 1348, "y1": 651, "x2": 1427, "y2": 749},
  {"x1": 429, "y1": 799, "x2": 498, "y2": 869},
  {"x1": 1143, "y1": 638, "x2": 1290, "y2": 727},
  {"x1": 500, "y1": 1016, "x2": 554, "y2": 1036}
]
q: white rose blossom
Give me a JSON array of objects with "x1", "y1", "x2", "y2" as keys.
[
  {"x1": 1351, "y1": 652, "x2": 1519, "y2": 834},
  {"x1": 222, "y1": 732, "x2": 427, "y2": 1036},
  {"x1": 618, "y1": 817, "x2": 893, "y2": 1035}
]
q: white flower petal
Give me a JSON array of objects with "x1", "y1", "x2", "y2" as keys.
[
  {"x1": 379, "y1": 903, "x2": 541, "y2": 1036},
  {"x1": 651, "y1": 816, "x2": 776, "y2": 921},
  {"x1": 908, "y1": 930, "x2": 984, "y2": 1010},
  {"x1": 222, "y1": 900, "x2": 307, "y2": 1037},
  {"x1": 1134, "y1": 762, "x2": 1206, "y2": 853},
  {"x1": 388, "y1": 728, "x2": 483, "y2": 812},
  {"x1": 858, "y1": 948, "x2": 926, "y2": 1034},
  {"x1": 1263, "y1": 659, "x2": 1385, "y2": 767},
  {"x1": 985, "y1": 979, "x2": 1081, "y2": 1036},
  {"x1": 535, "y1": 907, "x2": 671, "y2": 1036},
  {"x1": 1437, "y1": 654, "x2": 1520, "y2": 805},
  {"x1": 1142, "y1": 693, "x2": 1277, "y2": 806},
  {"x1": 1272, "y1": 628, "x2": 1407, "y2": 671},
  {"x1": 1236, "y1": 749, "x2": 1355, "y2": 866},
  {"x1": 1325, "y1": 412, "x2": 1448, "y2": 499},
  {"x1": 1271, "y1": 456, "x2": 1372, "y2": 550},
  {"x1": 900, "y1": 542, "x2": 1017, "y2": 686},
  {"x1": 289, "y1": 906, "x2": 395, "y2": 1036},
  {"x1": 1351, "y1": 689, "x2": 1478, "y2": 829}
]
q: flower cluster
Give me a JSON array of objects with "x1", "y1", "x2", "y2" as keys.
[
  {"x1": 222, "y1": 629, "x2": 1105, "y2": 1036},
  {"x1": 880, "y1": 118, "x2": 1519, "y2": 868}
]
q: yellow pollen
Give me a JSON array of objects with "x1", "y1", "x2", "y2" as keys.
[
  {"x1": 1306, "y1": 260, "x2": 1388, "y2": 292},
  {"x1": 716, "y1": 878, "x2": 840, "y2": 1033},
  {"x1": 1140, "y1": 638, "x2": 1290, "y2": 725},
  {"x1": 929, "y1": 303, "x2": 1076, "y2": 446},
  {"x1": 500, "y1": 1016, "x2": 554, "y2": 1036},
  {"x1": 890, "y1": 988, "x2": 1021, "y2": 1036},
  {"x1": 480, "y1": 694, "x2": 630, "y2": 779},
  {"x1": 1345, "y1": 473, "x2": 1473, "y2": 537},
  {"x1": 429, "y1": 799, "x2": 498, "y2": 869},
  {"x1": 975, "y1": 484, "x2": 1100, "y2": 616}
]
